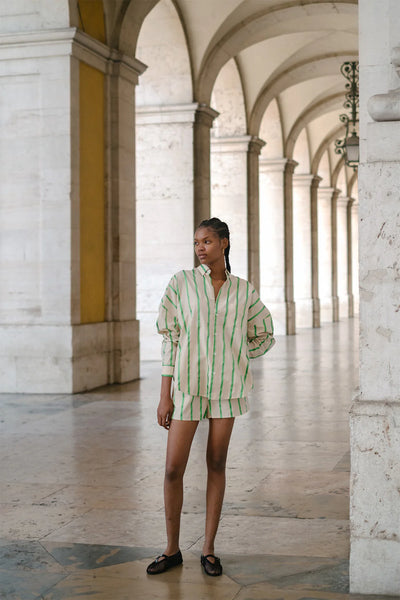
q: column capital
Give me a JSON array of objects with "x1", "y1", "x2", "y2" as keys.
[
  {"x1": 284, "y1": 159, "x2": 298, "y2": 176},
  {"x1": 311, "y1": 175, "x2": 323, "y2": 189},
  {"x1": 259, "y1": 157, "x2": 288, "y2": 173},
  {"x1": 293, "y1": 173, "x2": 314, "y2": 187},
  {"x1": 195, "y1": 104, "x2": 219, "y2": 128},
  {"x1": 136, "y1": 103, "x2": 198, "y2": 125},
  {"x1": 248, "y1": 136, "x2": 266, "y2": 155},
  {"x1": 211, "y1": 135, "x2": 252, "y2": 153}
]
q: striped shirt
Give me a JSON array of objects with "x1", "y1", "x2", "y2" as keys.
[{"x1": 156, "y1": 264, "x2": 275, "y2": 400}]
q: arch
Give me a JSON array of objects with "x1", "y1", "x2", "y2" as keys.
[
  {"x1": 311, "y1": 123, "x2": 345, "y2": 175},
  {"x1": 211, "y1": 58, "x2": 247, "y2": 137},
  {"x1": 293, "y1": 128, "x2": 311, "y2": 173},
  {"x1": 348, "y1": 170, "x2": 358, "y2": 197},
  {"x1": 196, "y1": 1, "x2": 358, "y2": 103},
  {"x1": 250, "y1": 52, "x2": 357, "y2": 135},
  {"x1": 259, "y1": 98, "x2": 284, "y2": 158},
  {"x1": 318, "y1": 150, "x2": 331, "y2": 183},
  {"x1": 285, "y1": 92, "x2": 344, "y2": 158},
  {"x1": 331, "y1": 155, "x2": 346, "y2": 190},
  {"x1": 135, "y1": 0, "x2": 192, "y2": 105},
  {"x1": 117, "y1": 0, "x2": 160, "y2": 57}
]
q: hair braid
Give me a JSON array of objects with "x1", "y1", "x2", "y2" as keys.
[{"x1": 197, "y1": 217, "x2": 231, "y2": 273}]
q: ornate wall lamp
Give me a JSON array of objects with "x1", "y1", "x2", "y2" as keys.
[{"x1": 335, "y1": 61, "x2": 359, "y2": 170}]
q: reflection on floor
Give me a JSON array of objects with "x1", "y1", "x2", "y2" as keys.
[{"x1": 0, "y1": 319, "x2": 392, "y2": 599}]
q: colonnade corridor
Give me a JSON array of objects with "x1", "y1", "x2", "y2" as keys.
[{"x1": 0, "y1": 318, "x2": 390, "y2": 599}]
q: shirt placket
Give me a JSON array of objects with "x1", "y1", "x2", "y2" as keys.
[{"x1": 206, "y1": 274, "x2": 226, "y2": 398}]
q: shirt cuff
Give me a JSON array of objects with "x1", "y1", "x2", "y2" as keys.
[{"x1": 161, "y1": 365, "x2": 174, "y2": 377}]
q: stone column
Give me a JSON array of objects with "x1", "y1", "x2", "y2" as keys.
[
  {"x1": 351, "y1": 0, "x2": 400, "y2": 593},
  {"x1": 247, "y1": 136, "x2": 266, "y2": 290},
  {"x1": 331, "y1": 188, "x2": 340, "y2": 322},
  {"x1": 337, "y1": 195, "x2": 349, "y2": 319},
  {"x1": 211, "y1": 136, "x2": 252, "y2": 280},
  {"x1": 193, "y1": 105, "x2": 219, "y2": 228},
  {"x1": 107, "y1": 51, "x2": 146, "y2": 383},
  {"x1": 351, "y1": 199, "x2": 359, "y2": 315},
  {"x1": 283, "y1": 160, "x2": 298, "y2": 334},
  {"x1": 311, "y1": 175, "x2": 322, "y2": 328},
  {"x1": 259, "y1": 158, "x2": 288, "y2": 335},
  {"x1": 318, "y1": 187, "x2": 334, "y2": 322},
  {"x1": 136, "y1": 104, "x2": 198, "y2": 359},
  {"x1": 0, "y1": 29, "x2": 145, "y2": 392},
  {"x1": 347, "y1": 197, "x2": 355, "y2": 318},
  {"x1": 292, "y1": 174, "x2": 314, "y2": 329}
]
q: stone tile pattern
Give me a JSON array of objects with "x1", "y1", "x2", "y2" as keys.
[{"x1": 1, "y1": 320, "x2": 389, "y2": 599}]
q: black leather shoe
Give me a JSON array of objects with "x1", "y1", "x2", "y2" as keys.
[
  {"x1": 201, "y1": 553, "x2": 223, "y2": 576},
  {"x1": 146, "y1": 550, "x2": 183, "y2": 574}
]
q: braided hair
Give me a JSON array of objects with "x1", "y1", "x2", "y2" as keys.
[{"x1": 197, "y1": 217, "x2": 231, "y2": 273}]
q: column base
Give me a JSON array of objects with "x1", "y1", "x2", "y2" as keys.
[
  {"x1": 350, "y1": 398, "x2": 400, "y2": 595},
  {"x1": 332, "y1": 296, "x2": 339, "y2": 321},
  {"x1": 295, "y1": 298, "x2": 313, "y2": 329},
  {"x1": 0, "y1": 321, "x2": 140, "y2": 393},
  {"x1": 312, "y1": 297, "x2": 320, "y2": 328},
  {"x1": 286, "y1": 300, "x2": 296, "y2": 335}
]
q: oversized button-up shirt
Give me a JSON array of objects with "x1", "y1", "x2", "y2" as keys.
[{"x1": 156, "y1": 264, "x2": 275, "y2": 400}]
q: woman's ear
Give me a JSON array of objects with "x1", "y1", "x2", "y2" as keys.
[{"x1": 221, "y1": 237, "x2": 229, "y2": 251}]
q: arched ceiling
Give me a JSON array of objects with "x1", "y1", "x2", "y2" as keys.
[{"x1": 115, "y1": 0, "x2": 358, "y2": 184}]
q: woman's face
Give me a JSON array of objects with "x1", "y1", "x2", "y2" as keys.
[{"x1": 194, "y1": 227, "x2": 228, "y2": 267}]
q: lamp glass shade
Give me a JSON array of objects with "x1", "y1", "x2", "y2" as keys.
[{"x1": 346, "y1": 133, "x2": 359, "y2": 163}]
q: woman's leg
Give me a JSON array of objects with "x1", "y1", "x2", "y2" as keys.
[
  {"x1": 163, "y1": 419, "x2": 199, "y2": 556},
  {"x1": 202, "y1": 417, "x2": 235, "y2": 558}
]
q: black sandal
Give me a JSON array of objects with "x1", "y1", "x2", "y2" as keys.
[
  {"x1": 201, "y1": 553, "x2": 223, "y2": 577},
  {"x1": 146, "y1": 550, "x2": 182, "y2": 574}
]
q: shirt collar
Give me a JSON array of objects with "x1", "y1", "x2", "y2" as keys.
[{"x1": 196, "y1": 264, "x2": 231, "y2": 279}]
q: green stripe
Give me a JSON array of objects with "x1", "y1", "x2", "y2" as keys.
[
  {"x1": 208, "y1": 288, "x2": 221, "y2": 399},
  {"x1": 249, "y1": 297, "x2": 261, "y2": 310},
  {"x1": 248, "y1": 306, "x2": 266, "y2": 322},
  {"x1": 180, "y1": 391, "x2": 185, "y2": 420},
  {"x1": 165, "y1": 295, "x2": 177, "y2": 309},
  {"x1": 203, "y1": 276, "x2": 211, "y2": 397},
  {"x1": 168, "y1": 284, "x2": 177, "y2": 294},
  {"x1": 193, "y1": 270, "x2": 201, "y2": 396},
  {"x1": 237, "y1": 281, "x2": 249, "y2": 365},
  {"x1": 177, "y1": 341, "x2": 182, "y2": 389},
  {"x1": 240, "y1": 361, "x2": 249, "y2": 397},
  {"x1": 229, "y1": 278, "x2": 240, "y2": 398},
  {"x1": 190, "y1": 395, "x2": 194, "y2": 421},
  {"x1": 175, "y1": 278, "x2": 190, "y2": 392},
  {"x1": 254, "y1": 324, "x2": 257, "y2": 337},
  {"x1": 218, "y1": 278, "x2": 232, "y2": 410},
  {"x1": 238, "y1": 398, "x2": 243, "y2": 415},
  {"x1": 200, "y1": 395, "x2": 202, "y2": 418},
  {"x1": 228, "y1": 398, "x2": 233, "y2": 417}
]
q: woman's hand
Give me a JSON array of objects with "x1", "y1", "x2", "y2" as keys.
[{"x1": 157, "y1": 394, "x2": 174, "y2": 429}]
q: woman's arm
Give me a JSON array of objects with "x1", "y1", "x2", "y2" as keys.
[
  {"x1": 157, "y1": 375, "x2": 173, "y2": 430},
  {"x1": 247, "y1": 288, "x2": 275, "y2": 358}
]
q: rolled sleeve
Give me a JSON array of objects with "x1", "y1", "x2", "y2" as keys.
[
  {"x1": 156, "y1": 278, "x2": 180, "y2": 374},
  {"x1": 247, "y1": 290, "x2": 275, "y2": 359}
]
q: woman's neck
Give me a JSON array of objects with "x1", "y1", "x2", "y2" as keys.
[{"x1": 208, "y1": 260, "x2": 226, "y2": 281}]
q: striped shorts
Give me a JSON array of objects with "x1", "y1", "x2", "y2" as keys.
[{"x1": 172, "y1": 388, "x2": 249, "y2": 421}]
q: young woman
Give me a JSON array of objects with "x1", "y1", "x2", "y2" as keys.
[{"x1": 146, "y1": 217, "x2": 275, "y2": 577}]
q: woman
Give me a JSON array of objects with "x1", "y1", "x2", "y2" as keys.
[{"x1": 146, "y1": 217, "x2": 275, "y2": 577}]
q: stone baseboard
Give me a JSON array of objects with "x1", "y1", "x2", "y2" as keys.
[{"x1": 0, "y1": 320, "x2": 140, "y2": 393}]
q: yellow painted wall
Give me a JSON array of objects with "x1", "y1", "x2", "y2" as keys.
[
  {"x1": 78, "y1": 0, "x2": 106, "y2": 43},
  {"x1": 79, "y1": 62, "x2": 106, "y2": 324}
]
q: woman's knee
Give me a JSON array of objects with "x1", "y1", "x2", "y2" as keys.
[
  {"x1": 165, "y1": 462, "x2": 185, "y2": 482},
  {"x1": 206, "y1": 454, "x2": 227, "y2": 474}
]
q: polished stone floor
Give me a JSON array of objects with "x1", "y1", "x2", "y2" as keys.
[{"x1": 0, "y1": 318, "x2": 394, "y2": 599}]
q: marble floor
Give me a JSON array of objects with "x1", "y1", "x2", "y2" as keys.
[{"x1": 0, "y1": 318, "x2": 394, "y2": 599}]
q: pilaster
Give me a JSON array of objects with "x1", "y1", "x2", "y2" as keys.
[
  {"x1": 247, "y1": 136, "x2": 266, "y2": 291},
  {"x1": 311, "y1": 175, "x2": 322, "y2": 328},
  {"x1": 193, "y1": 104, "x2": 219, "y2": 228},
  {"x1": 331, "y1": 188, "x2": 340, "y2": 322},
  {"x1": 283, "y1": 159, "x2": 298, "y2": 334}
]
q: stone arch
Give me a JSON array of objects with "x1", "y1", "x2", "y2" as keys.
[
  {"x1": 136, "y1": 0, "x2": 192, "y2": 104},
  {"x1": 210, "y1": 58, "x2": 248, "y2": 278},
  {"x1": 293, "y1": 128, "x2": 311, "y2": 173},
  {"x1": 196, "y1": 0, "x2": 358, "y2": 103},
  {"x1": 332, "y1": 155, "x2": 346, "y2": 190},
  {"x1": 318, "y1": 150, "x2": 331, "y2": 183},
  {"x1": 285, "y1": 92, "x2": 344, "y2": 159},
  {"x1": 76, "y1": 1, "x2": 106, "y2": 43},
  {"x1": 250, "y1": 53, "x2": 357, "y2": 135},
  {"x1": 311, "y1": 124, "x2": 345, "y2": 176},
  {"x1": 259, "y1": 98, "x2": 284, "y2": 158}
]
